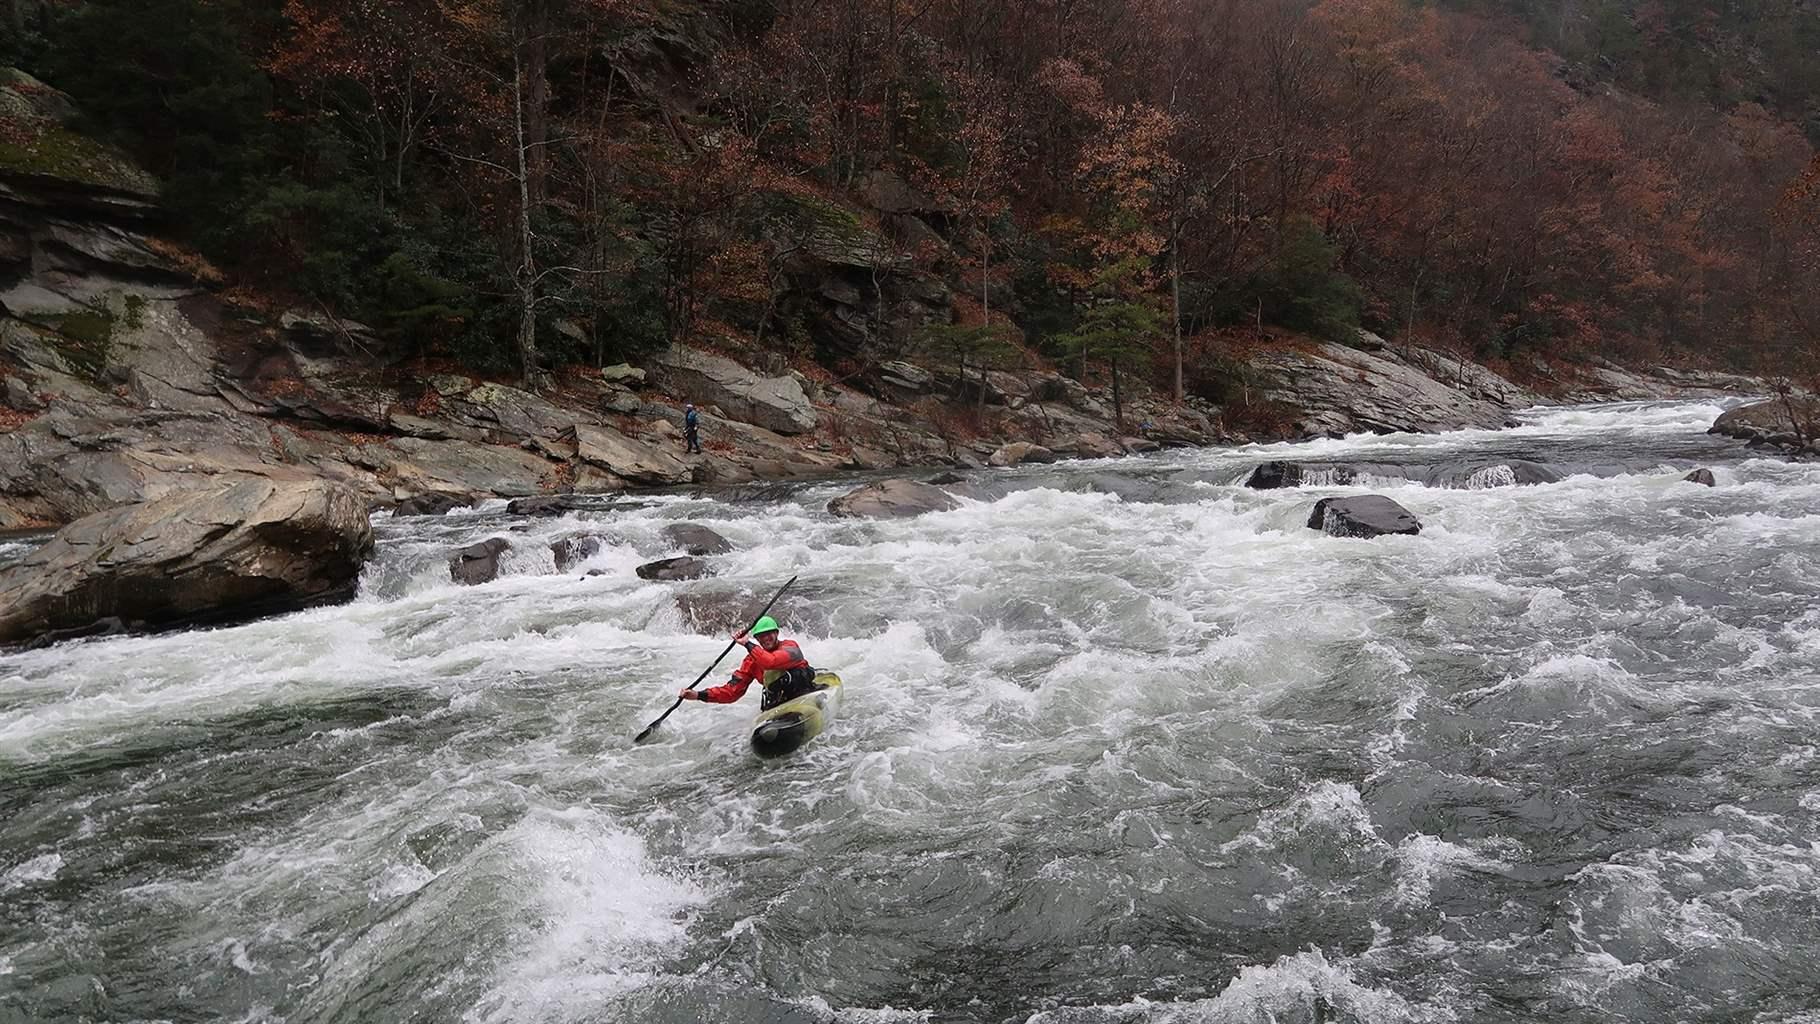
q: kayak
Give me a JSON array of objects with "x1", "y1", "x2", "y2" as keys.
[{"x1": 750, "y1": 671, "x2": 843, "y2": 759}]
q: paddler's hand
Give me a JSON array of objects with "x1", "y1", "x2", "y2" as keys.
[
  {"x1": 679, "y1": 688, "x2": 699, "y2": 700},
  {"x1": 732, "y1": 629, "x2": 753, "y2": 647}
]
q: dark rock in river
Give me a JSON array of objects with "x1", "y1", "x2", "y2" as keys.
[
  {"x1": 449, "y1": 537, "x2": 511, "y2": 585},
  {"x1": 506, "y1": 495, "x2": 589, "y2": 517},
  {"x1": 637, "y1": 556, "x2": 713, "y2": 581},
  {"x1": 1684, "y1": 468, "x2": 1717, "y2": 487},
  {"x1": 394, "y1": 493, "x2": 466, "y2": 517},
  {"x1": 827, "y1": 479, "x2": 960, "y2": 519},
  {"x1": 0, "y1": 479, "x2": 373, "y2": 647},
  {"x1": 551, "y1": 534, "x2": 604, "y2": 573},
  {"x1": 662, "y1": 522, "x2": 733, "y2": 556},
  {"x1": 1246, "y1": 461, "x2": 1307, "y2": 489},
  {"x1": 1306, "y1": 495, "x2": 1423, "y2": 538}
]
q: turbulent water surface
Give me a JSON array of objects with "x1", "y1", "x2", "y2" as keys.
[{"x1": 4, "y1": 400, "x2": 1819, "y2": 1024}]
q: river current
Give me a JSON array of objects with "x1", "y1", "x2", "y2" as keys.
[{"x1": 3, "y1": 399, "x2": 1818, "y2": 1024}]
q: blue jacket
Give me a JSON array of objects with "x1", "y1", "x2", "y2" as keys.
[{"x1": 684, "y1": 409, "x2": 699, "y2": 431}]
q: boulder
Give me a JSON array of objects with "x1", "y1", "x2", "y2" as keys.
[
  {"x1": 1121, "y1": 437, "x2": 1162, "y2": 454},
  {"x1": 1684, "y1": 469, "x2": 1717, "y2": 487},
  {"x1": 1246, "y1": 461, "x2": 1308, "y2": 489},
  {"x1": 1072, "y1": 433, "x2": 1124, "y2": 460},
  {"x1": 0, "y1": 479, "x2": 373, "y2": 646},
  {"x1": 600, "y1": 363, "x2": 646, "y2": 386},
  {"x1": 551, "y1": 534, "x2": 604, "y2": 573},
  {"x1": 988, "y1": 442, "x2": 1058, "y2": 467},
  {"x1": 1306, "y1": 496, "x2": 1422, "y2": 539},
  {"x1": 4, "y1": 375, "x2": 44, "y2": 412},
  {"x1": 571, "y1": 423, "x2": 693, "y2": 485},
  {"x1": 636, "y1": 556, "x2": 713, "y2": 581},
  {"x1": 449, "y1": 537, "x2": 511, "y2": 585},
  {"x1": 662, "y1": 523, "x2": 732, "y2": 556},
  {"x1": 600, "y1": 387, "x2": 643, "y2": 415},
  {"x1": 878, "y1": 360, "x2": 936, "y2": 396},
  {"x1": 393, "y1": 493, "x2": 466, "y2": 517},
  {"x1": 1711, "y1": 397, "x2": 1820, "y2": 441},
  {"x1": 827, "y1": 479, "x2": 960, "y2": 519},
  {"x1": 649, "y1": 346, "x2": 818, "y2": 435}
]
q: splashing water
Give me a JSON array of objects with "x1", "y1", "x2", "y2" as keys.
[{"x1": 2, "y1": 399, "x2": 1818, "y2": 1023}]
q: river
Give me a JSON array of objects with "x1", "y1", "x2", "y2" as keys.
[{"x1": 3, "y1": 399, "x2": 1818, "y2": 1024}]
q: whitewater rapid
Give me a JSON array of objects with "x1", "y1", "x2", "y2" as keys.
[{"x1": 2, "y1": 399, "x2": 1818, "y2": 1024}]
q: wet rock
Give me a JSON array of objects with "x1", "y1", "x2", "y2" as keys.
[
  {"x1": 1452, "y1": 460, "x2": 1565, "y2": 488},
  {"x1": 827, "y1": 479, "x2": 960, "y2": 519},
  {"x1": 1121, "y1": 437, "x2": 1161, "y2": 454},
  {"x1": 648, "y1": 346, "x2": 817, "y2": 435},
  {"x1": 393, "y1": 493, "x2": 466, "y2": 517},
  {"x1": 1684, "y1": 468, "x2": 1717, "y2": 487},
  {"x1": 507, "y1": 495, "x2": 588, "y2": 516},
  {"x1": 636, "y1": 556, "x2": 713, "y2": 581},
  {"x1": 1247, "y1": 461, "x2": 1311, "y2": 489},
  {"x1": 1306, "y1": 495, "x2": 1422, "y2": 538},
  {"x1": 551, "y1": 534, "x2": 604, "y2": 573},
  {"x1": 662, "y1": 523, "x2": 732, "y2": 556},
  {"x1": 926, "y1": 471, "x2": 967, "y2": 486},
  {"x1": 988, "y1": 442, "x2": 1057, "y2": 467},
  {"x1": 0, "y1": 479, "x2": 373, "y2": 646},
  {"x1": 449, "y1": 537, "x2": 511, "y2": 585}
]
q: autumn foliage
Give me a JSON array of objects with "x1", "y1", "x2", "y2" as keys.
[{"x1": 18, "y1": 0, "x2": 1820, "y2": 386}]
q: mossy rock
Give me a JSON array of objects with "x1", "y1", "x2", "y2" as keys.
[
  {"x1": 0, "y1": 122, "x2": 159, "y2": 197},
  {"x1": 28, "y1": 306, "x2": 120, "y2": 383},
  {"x1": 763, "y1": 191, "x2": 904, "y2": 271}
]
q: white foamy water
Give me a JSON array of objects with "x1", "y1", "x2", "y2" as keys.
[{"x1": 3, "y1": 399, "x2": 1819, "y2": 1024}]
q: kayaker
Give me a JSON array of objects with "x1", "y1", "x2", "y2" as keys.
[{"x1": 680, "y1": 616, "x2": 819, "y2": 710}]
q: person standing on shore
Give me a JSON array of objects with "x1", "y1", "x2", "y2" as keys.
[{"x1": 683, "y1": 402, "x2": 702, "y2": 454}]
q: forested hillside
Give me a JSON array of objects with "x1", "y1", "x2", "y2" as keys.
[{"x1": 4, "y1": 0, "x2": 1816, "y2": 396}]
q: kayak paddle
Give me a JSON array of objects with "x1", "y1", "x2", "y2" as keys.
[{"x1": 633, "y1": 574, "x2": 798, "y2": 744}]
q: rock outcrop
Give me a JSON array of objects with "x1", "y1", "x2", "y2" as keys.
[
  {"x1": 649, "y1": 346, "x2": 818, "y2": 435},
  {"x1": 1306, "y1": 495, "x2": 1423, "y2": 538},
  {"x1": 0, "y1": 479, "x2": 372, "y2": 646},
  {"x1": 1248, "y1": 338, "x2": 1537, "y2": 436},
  {"x1": 1710, "y1": 397, "x2": 1819, "y2": 452},
  {"x1": 827, "y1": 479, "x2": 960, "y2": 519}
]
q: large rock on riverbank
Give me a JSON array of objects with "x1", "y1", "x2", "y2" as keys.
[
  {"x1": 649, "y1": 346, "x2": 818, "y2": 435},
  {"x1": 1710, "y1": 397, "x2": 1819, "y2": 451},
  {"x1": 0, "y1": 479, "x2": 373, "y2": 646}
]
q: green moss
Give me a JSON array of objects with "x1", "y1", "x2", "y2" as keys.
[
  {"x1": 765, "y1": 192, "x2": 898, "y2": 269},
  {"x1": 38, "y1": 308, "x2": 116, "y2": 382},
  {"x1": 121, "y1": 293, "x2": 147, "y2": 332},
  {"x1": 0, "y1": 123, "x2": 159, "y2": 196}
]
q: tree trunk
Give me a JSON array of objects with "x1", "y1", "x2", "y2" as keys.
[
  {"x1": 523, "y1": 0, "x2": 552, "y2": 207},
  {"x1": 1170, "y1": 219, "x2": 1184, "y2": 404},
  {"x1": 1111, "y1": 357, "x2": 1124, "y2": 432},
  {"x1": 513, "y1": 48, "x2": 540, "y2": 388}
]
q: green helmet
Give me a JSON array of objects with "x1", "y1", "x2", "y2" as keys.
[{"x1": 750, "y1": 615, "x2": 780, "y2": 635}]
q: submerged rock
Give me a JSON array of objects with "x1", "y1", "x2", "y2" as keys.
[
  {"x1": 636, "y1": 556, "x2": 713, "y2": 581},
  {"x1": 506, "y1": 495, "x2": 589, "y2": 517},
  {"x1": 827, "y1": 479, "x2": 960, "y2": 519},
  {"x1": 1246, "y1": 461, "x2": 1311, "y2": 489},
  {"x1": 449, "y1": 537, "x2": 511, "y2": 585},
  {"x1": 1306, "y1": 495, "x2": 1422, "y2": 538},
  {"x1": 1684, "y1": 468, "x2": 1717, "y2": 487},
  {"x1": 0, "y1": 479, "x2": 373, "y2": 646},
  {"x1": 662, "y1": 523, "x2": 732, "y2": 556}
]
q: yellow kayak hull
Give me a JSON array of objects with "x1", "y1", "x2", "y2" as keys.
[{"x1": 750, "y1": 672, "x2": 842, "y2": 758}]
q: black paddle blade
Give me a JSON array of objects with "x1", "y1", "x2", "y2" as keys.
[{"x1": 633, "y1": 723, "x2": 661, "y2": 743}]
